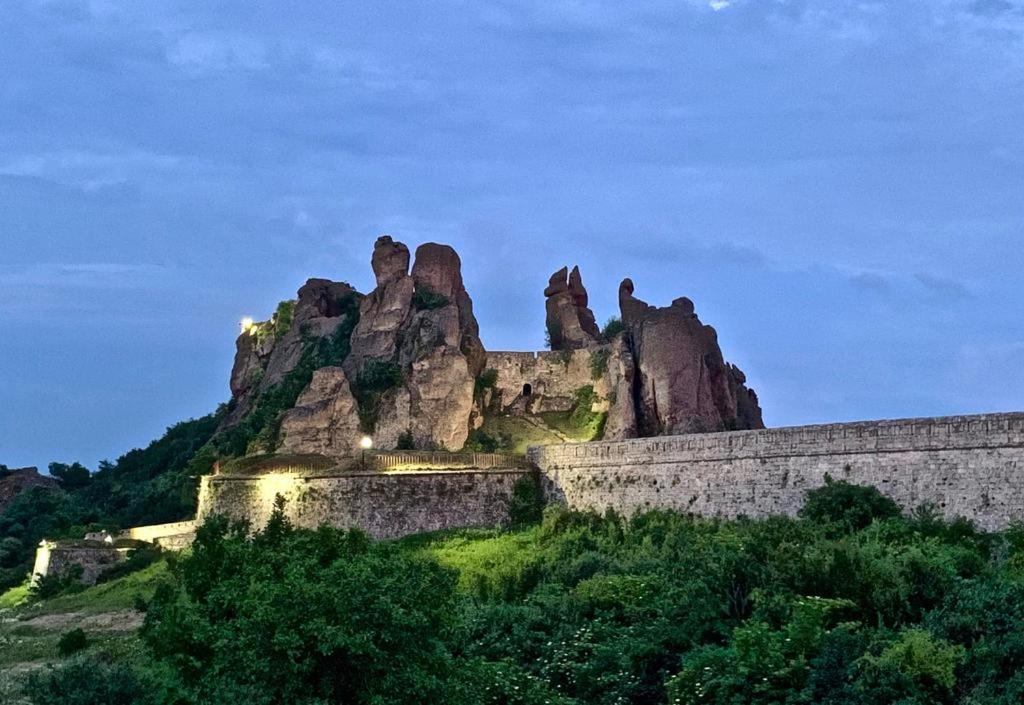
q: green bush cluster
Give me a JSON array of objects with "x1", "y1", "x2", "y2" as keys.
[
  {"x1": 412, "y1": 286, "x2": 450, "y2": 311},
  {"x1": 353, "y1": 358, "x2": 405, "y2": 432},
  {"x1": 0, "y1": 413, "x2": 220, "y2": 593},
  {"x1": 601, "y1": 316, "x2": 625, "y2": 340},
  {"x1": 28, "y1": 480, "x2": 1024, "y2": 705},
  {"x1": 475, "y1": 368, "x2": 499, "y2": 395},
  {"x1": 588, "y1": 347, "x2": 611, "y2": 380}
]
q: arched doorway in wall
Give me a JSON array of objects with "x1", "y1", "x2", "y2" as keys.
[{"x1": 522, "y1": 383, "x2": 532, "y2": 397}]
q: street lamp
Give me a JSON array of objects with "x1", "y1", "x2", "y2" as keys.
[{"x1": 360, "y1": 436, "x2": 373, "y2": 470}]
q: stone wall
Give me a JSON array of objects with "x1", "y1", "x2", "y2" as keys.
[
  {"x1": 486, "y1": 348, "x2": 610, "y2": 413},
  {"x1": 530, "y1": 412, "x2": 1024, "y2": 531},
  {"x1": 31, "y1": 540, "x2": 129, "y2": 586},
  {"x1": 197, "y1": 468, "x2": 534, "y2": 539}
]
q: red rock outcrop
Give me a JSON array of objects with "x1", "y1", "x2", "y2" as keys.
[
  {"x1": 223, "y1": 278, "x2": 360, "y2": 428},
  {"x1": 619, "y1": 278, "x2": 763, "y2": 434},
  {"x1": 545, "y1": 266, "x2": 604, "y2": 350},
  {"x1": 0, "y1": 467, "x2": 58, "y2": 512}
]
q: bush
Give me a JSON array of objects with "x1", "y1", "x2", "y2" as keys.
[
  {"x1": 588, "y1": 347, "x2": 611, "y2": 380},
  {"x1": 25, "y1": 657, "x2": 157, "y2": 705},
  {"x1": 464, "y1": 430, "x2": 501, "y2": 453},
  {"x1": 56, "y1": 628, "x2": 89, "y2": 657},
  {"x1": 142, "y1": 502, "x2": 465, "y2": 705},
  {"x1": 30, "y1": 564, "x2": 84, "y2": 601},
  {"x1": 396, "y1": 429, "x2": 416, "y2": 450},
  {"x1": 475, "y1": 368, "x2": 499, "y2": 395},
  {"x1": 508, "y1": 474, "x2": 544, "y2": 527},
  {"x1": 354, "y1": 358, "x2": 405, "y2": 432},
  {"x1": 601, "y1": 316, "x2": 624, "y2": 339},
  {"x1": 800, "y1": 474, "x2": 901, "y2": 532},
  {"x1": 412, "y1": 286, "x2": 450, "y2": 311},
  {"x1": 95, "y1": 545, "x2": 162, "y2": 585}
]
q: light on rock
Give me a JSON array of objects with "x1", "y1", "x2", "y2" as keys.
[{"x1": 360, "y1": 436, "x2": 373, "y2": 450}]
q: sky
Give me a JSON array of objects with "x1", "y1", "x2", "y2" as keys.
[{"x1": 1, "y1": 0, "x2": 1023, "y2": 470}]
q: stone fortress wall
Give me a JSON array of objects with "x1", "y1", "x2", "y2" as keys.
[
  {"x1": 485, "y1": 348, "x2": 612, "y2": 414},
  {"x1": 531, "y1": 412, "x2": 1024, "y2": 531},
  {"x1": 196, "y1": 468, "x2": 533, "y2": 539},
  {"x1": 32, "y1": 412, "x2": 1024, "y2": 584}
]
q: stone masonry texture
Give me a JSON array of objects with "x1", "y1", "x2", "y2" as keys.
[{"x1": 529, "y1": 412, "x2": 1024, "y2": 531}]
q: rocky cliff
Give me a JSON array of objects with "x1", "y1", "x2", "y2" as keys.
[
  {"x1": 619, "y1": 278, "x2": 763, "y2": 434},
  {"x1": 218, "y1": 238, "x2": 763, "y2": 459},
  {"x1": 0, "y1": 466, "x2": 58, "y2": 512}
]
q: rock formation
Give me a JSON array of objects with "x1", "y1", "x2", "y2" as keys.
[
  {"x1": 545, "y1": 266, "x2": 603, "y2": 350},
  {"x1": 224, "y1": 278, "x2": 360, "y2": 428},
  {"x1": 223, "y1": 238, "x2": 764, "y2": 459},
  {"x1": 279, "y1": 368, "x2": 363, "y2": 457},
  {"x1": 618, "y1": 278, "x2": 763, "y2": 434},
  {"x1": 0, "y1": 466, "x2": 57, "y2": 512},
  {"x1": 282, "y1": 237, "x2": 485, "y2": 452}
]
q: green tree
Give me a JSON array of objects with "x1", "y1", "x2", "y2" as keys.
[{"x1": 141, "y1": 500, "x2": 466, "y2": 705}]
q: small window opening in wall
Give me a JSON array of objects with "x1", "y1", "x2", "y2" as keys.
[{"x1": 523, "y1": 383, "x2": 532, "y2": 396}]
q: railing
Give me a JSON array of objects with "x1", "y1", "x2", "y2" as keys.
[{"x1": 369, "y1": 451, "x2": 524, "y2": 471}]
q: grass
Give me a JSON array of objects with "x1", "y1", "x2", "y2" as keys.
[
  {"x1": 475, "y1": 415, "x2": 563, "y2": 454},
  {"x1": 401, "y1": 526, "x2": 541, "y2": 595},
  {"x1": 540, "y1": 409, "x2": 607, "y2": 442},
  {"x1": 21, "y1": 560, "x2": 170, "y2": 617},
  {"x1": 0, "y1": 562, "x2": 162, "y2": 705},
  {"x1": 0, "y1": 581, "x2": 31, "y2": 610}
]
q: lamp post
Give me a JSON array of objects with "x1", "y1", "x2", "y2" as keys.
[{"x1": 360, "y1": 436, "x2": 373, "y2": 470}]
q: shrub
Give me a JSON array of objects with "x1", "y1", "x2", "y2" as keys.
[
  {"x1": 30, "y1": 564, "x2": 84, "y2": 601},
  {"x1": 56, "y1": 628, "x2": 89, "y2": 657},
  {"x1": 396, "y1": 429, "x2": 416, "y2": 450},
  {"x1": 354, "y1": 358, "x2": 405, "y2": 432},
  {"x1": 95, "y1": 545, "x2": 162, "y2": 585},
  {"x1": 475, "y1": 368, "x2": 498, "y2": 395},
  {"x1": 800, "y1": 474, "x2": 901, "y2": 532},
  {"x1": 272, "y1": 299, "x2": 295, "y2": 338},
  {"x1": 588, "y1": 347, "x2": 611, "y2": 380},
  {"x1": 142, "y1": 503, "x2": 465, "y2": 705},
  {"x1": 601, "y1": 316, "x2": 624, "y2": 339},
  {"x1": 412, "y1": 286, "x2": 450, "y2": 311},
  {"x1": 25, "y1": 657, "x2": 157, "y2": 705},
  {"x1": 508, "y1": 474, "x2": 544, "y2": 527},
  {"x1": 464, "y1": 430, "x2": 500, "y2": 453}
]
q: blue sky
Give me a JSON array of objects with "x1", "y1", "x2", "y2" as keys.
[{"x1": 2, "y1": 0, "x2": 1023, "y2": 470}]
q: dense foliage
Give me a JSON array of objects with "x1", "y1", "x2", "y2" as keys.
[
  {"x1": 23, "y1": 480, "x2": 1024, "y2": 705},
  {"x1": 141, "y1": 500, "x2": 466, "y2": 705},
  {"x1": 0, "y1": 413, "x2": 219, "y2": 591}
]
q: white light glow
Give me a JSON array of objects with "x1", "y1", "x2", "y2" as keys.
[{"x1": 360, "y1": 436, "x2": 373, "y2": 450}]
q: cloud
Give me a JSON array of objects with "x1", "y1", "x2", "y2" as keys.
[
  {"x1": 166, "y1": 32, "x2": 268, "y2": 73},
  {"x1": 849, "y1": 271, "x2": 893, "y2": 292},
  {"x1": 914, "y1": 272, "x2": 971, "y2": 298},
  {"x1": 0, "y1": 262, "x2": 170, "y2": 289},
  {"x1": 710, "y1": 1, "x2": 731, "y2": 10},
  {"x1": 968, "y1": 0, "x2": 1016, "y2": 16},
  {"x1": 0, "y1": 149, "x2": 184, "y2": 190}
]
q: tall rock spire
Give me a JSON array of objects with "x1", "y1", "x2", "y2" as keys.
[{"x1": 544, "y1": 265, "x2": 604, "y2": 350}]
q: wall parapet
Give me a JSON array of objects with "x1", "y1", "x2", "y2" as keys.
[
  {"x1": 530, "y1": 412, "x2": 1024, "y2": 531},
  {"x1": 369, "y1": 451, "x2": 524, "y2": 471},
  {"x1": 529, "y1": 413, "x2": 1024, "y2": 468}
]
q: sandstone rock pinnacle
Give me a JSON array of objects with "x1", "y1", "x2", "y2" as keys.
[
  {"x1": 619, "y1": 280, "x2": 764, "y2": 434},
  {"x1": 545, "y1": 266, "x2": 603, "y2": 350}
]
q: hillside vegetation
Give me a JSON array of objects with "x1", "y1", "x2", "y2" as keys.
[{"x1": 6, "y1": 481, "x2": 1024, "y2": 705}]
